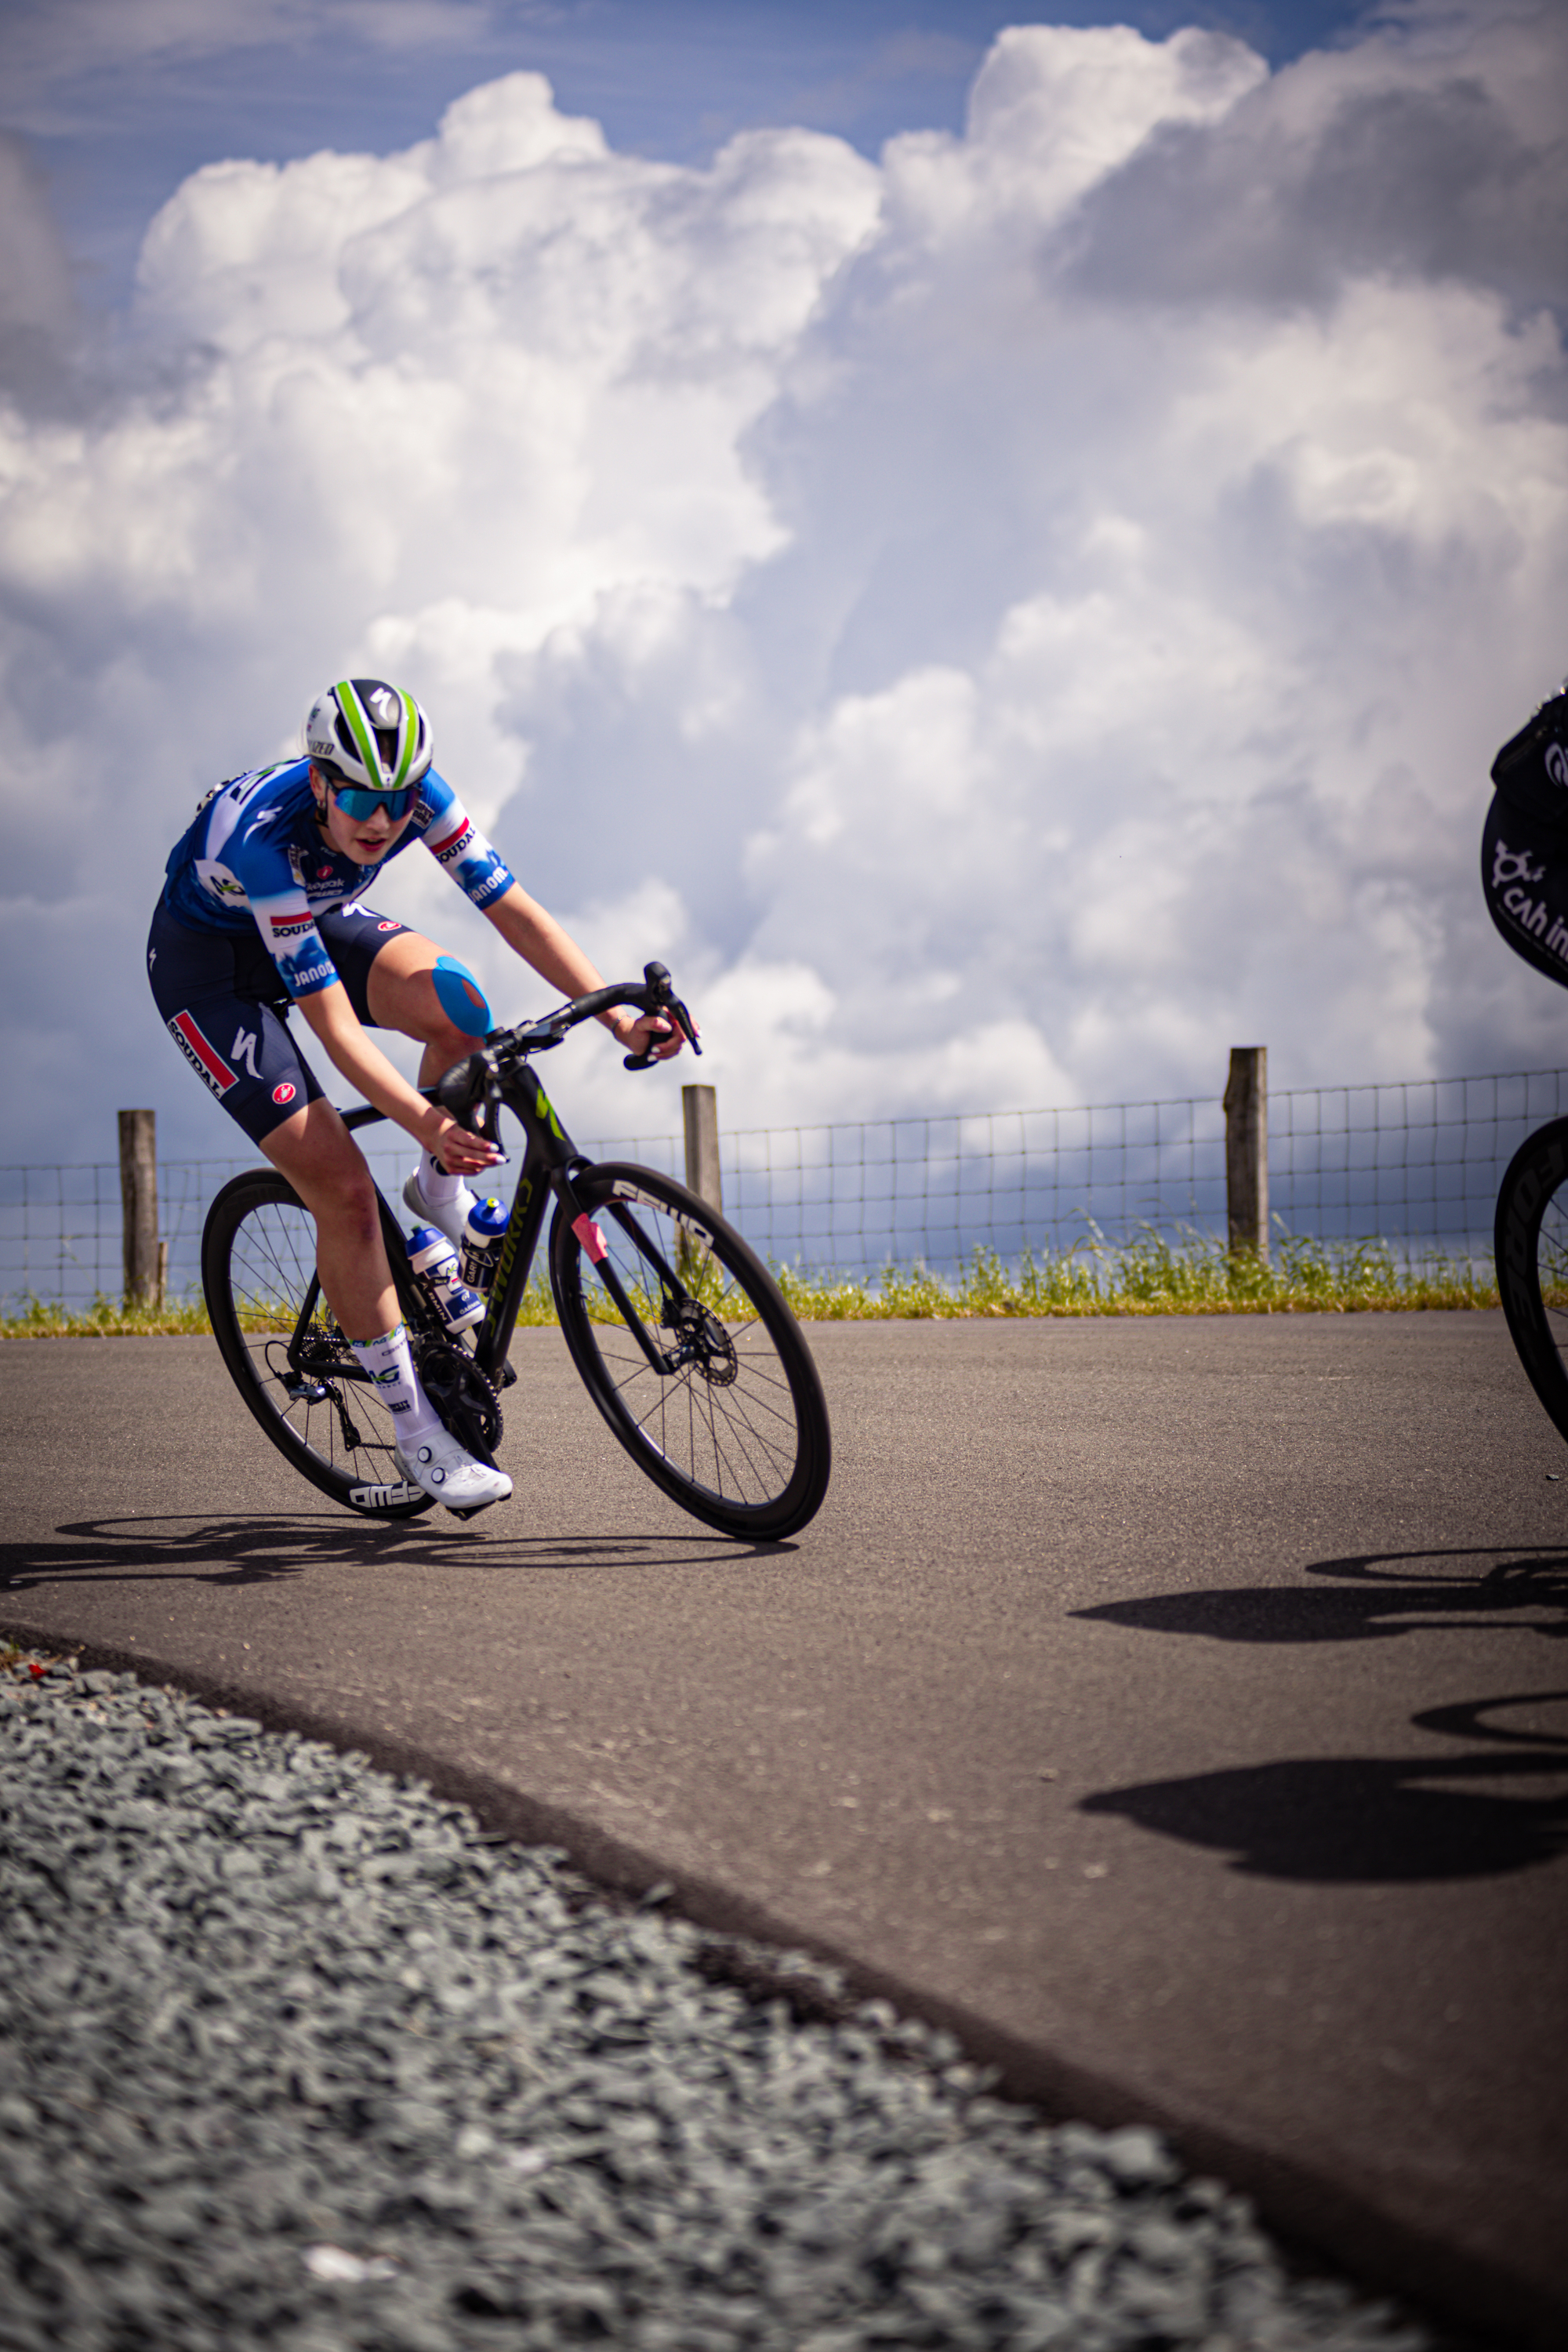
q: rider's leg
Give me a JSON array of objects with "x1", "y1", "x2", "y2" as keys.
[
  {"x1": 252, "y1": 1091, "x2": 465, "y2": 1477},
  {"x1": 362, "y1": 930, "x2": 495, "y2": 1239},
  {"x1": 259, "y1": 1092, "x2": 509, "y2": 1509},
  {"x1": 150, "y1": 905, "x2": 507, "y2": 1508},
  {"x1": 365, "y1": 928, "x2": 492, "y2": 1080},
  {"x1": 258, "y1": 1097, "x2": 400, "y2": 1341}
]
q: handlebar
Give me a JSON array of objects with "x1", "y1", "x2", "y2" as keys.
[{"x1": 428, "y1": 960, "x2": 700, "y2": 1132}]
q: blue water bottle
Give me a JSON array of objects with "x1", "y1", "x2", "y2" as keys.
[
  {"x1": 460, "y1": 1196, "x2": 509, "y2": 1294},
  {"x1": 407, "y1": 1225, "x2": 485, "y2": 1332}
]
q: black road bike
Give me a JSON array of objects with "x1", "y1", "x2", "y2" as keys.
[
  {"x1": 200, "y1": 964, "x2": 831, "y2": 1537},
  {"x1": 1495, "y1": 1115, "x2": 1568, "y2": 1445}
]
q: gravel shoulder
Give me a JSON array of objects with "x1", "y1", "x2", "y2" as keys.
[{"x1": 2, "y1": 1646, "x2": 1449, "y2": 2352}]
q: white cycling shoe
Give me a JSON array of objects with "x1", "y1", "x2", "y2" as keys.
[
  {"x1": 403, "y1": 1171, "x2": 477, "y2": 1251},
  {"x1": 394, "y1": 1426, "x2": 513, "y2": 1515}
]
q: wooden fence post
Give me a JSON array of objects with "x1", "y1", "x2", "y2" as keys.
[
  {"x1": 119, "y1": 1109, "x2": 160, "y2": 1305},
  {"x1": 682, "y1": 1085, "x2": 723, "y2": 1215},
  {"x1": 1223, "y1": 1047, "x2": 1269, "y2": 1264}
]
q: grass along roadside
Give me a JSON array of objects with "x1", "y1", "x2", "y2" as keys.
[
  {"x1": 775, "y1": 1231, "x2": 1498, "y2": 1319},
  {"x1": 1, "y1": 1231, "x2": 1499, "y2": 1336}
]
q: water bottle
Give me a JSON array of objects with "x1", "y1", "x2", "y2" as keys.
[
  {"x1": 407, "y1": 1225, "x2": 485, "y2": 1332},
  {"x1": 460, "y1": 1196, "x2": 509, "y2": 1294}
]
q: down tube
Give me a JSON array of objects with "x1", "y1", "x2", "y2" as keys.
[{"x1": 474, "y1": 1167, "x2": 551, "y2": 1380}]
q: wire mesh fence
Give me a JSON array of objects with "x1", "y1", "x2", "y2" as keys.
[
  {"x1": 5, "y1": 1068, "x2": 1568, "y2": 1311},
  {"x1": 0, "y1": 1134, "x2": 681, "y2": 1313},
  {"x1": 725, "y1": 1069, "x2": 1568, "y2": 1275}
]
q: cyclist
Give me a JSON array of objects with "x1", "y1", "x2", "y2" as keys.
[
  {"x1": 1483, "y1": 679, "x2": 1568, "y2": 989},
  {"x1": 149, "y1": 677, "x2": 685, "y2": 1514}
]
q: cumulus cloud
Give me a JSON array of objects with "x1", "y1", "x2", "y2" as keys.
[
  {"x1": 0, "y1": 132, "x2": 82, "y2": 406},
  {"x1": 1, "y1": 5, "x2": 1566, "y2": 1174},
  {"x1": 1064, "y1": 2, "x2": 1568, "y2": 313}
]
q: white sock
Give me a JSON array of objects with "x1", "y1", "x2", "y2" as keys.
[
  {"x1": 349, "y1": 1323, "x2": 441, "y2": 1438},
  {"x1": 416, "y1": 1149, "x2": 464, "y2": 1207}
]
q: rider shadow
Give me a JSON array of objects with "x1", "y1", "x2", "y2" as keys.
[
  {"x1": 1080, "y1": 1692, "x2": 1568, "y2": 1882},
  {"x1": 1072, "y1": 1547, "x2": 1568, "y2": 1646},
  {"x1": 2, "y1": 1517, "x2": 793, "y2": 1595},
  {"x1": 1073, "y1": 1551, "x2": 1568, "y2": 1882}
]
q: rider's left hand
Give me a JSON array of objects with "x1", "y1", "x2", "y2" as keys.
[{"x1": 613, "y1": 1011, "x2": 689, "y2": 1062}]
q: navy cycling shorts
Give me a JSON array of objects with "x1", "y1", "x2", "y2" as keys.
[
  {"x1": 147, "y1": 895, "x2": 412, "y2": 1146},
  {"x1": 1481, "y1": 792, "x2": 1568, "y2": 991}
]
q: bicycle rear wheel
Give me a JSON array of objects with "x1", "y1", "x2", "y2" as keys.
[
  {"x1": 201, "y1": 1170, "x2": 434, "y2": 1518},
  {"x1": 549, "y1": 1163, "x2": 831, "y2": 1539},
  {"x1": 1495, "y1": 1116, "x2": 1568, "y2": 1444}
]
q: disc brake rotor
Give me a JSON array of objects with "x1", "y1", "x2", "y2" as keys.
[{"x1": 666, "y1": 1296, "x2": 739, "y2": 1385}]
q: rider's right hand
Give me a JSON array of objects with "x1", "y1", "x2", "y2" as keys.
[{"x1": 423, "y1": 1106, "x2": 502, "y2": 1179}]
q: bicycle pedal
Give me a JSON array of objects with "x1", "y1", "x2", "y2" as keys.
[{"x1": 446, "y1": 1499, "x2": 502, "y2": 1523}]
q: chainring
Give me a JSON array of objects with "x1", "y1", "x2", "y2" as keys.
[{"x1": 415, "y1": 1339, "x2": 503, "y2": 1461}]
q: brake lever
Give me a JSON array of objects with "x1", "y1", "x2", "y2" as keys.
[
  {"x1": 474, "y1": 1067, "x2": 503, "y2": 1136},
  {"x1": 434, "y1": 1047, "x2": 502, "y2": 1133},
  {"x1": 622, "y1": 980, "x2": 701, "y2": 1071}
]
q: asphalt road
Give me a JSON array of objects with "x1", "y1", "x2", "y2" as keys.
[{"x1": 2, "y1": 1312, "x2": 1566, "y2": 2347}]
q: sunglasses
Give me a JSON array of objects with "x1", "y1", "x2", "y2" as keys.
[{"x1": 324, "y1": 777, "x2": 418, "y2": 822}]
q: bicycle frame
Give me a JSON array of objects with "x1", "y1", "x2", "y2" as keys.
[
  {"x1": 342, "y1": 1049, "x2": 586, "y2": 1381},
  {"x1": 205, "y1": 957, "x2": 830, "y2": 1536},
  {"x1": 282, "y1": 962, "x2": 702, "y2": 1400}
]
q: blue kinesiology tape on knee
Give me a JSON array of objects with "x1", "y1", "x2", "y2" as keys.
[{"x1": 432, "y1": 954, "x2": 492, "y2": 1036}]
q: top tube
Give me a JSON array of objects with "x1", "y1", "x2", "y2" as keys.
[{"x1": 339, "y1": 960, "x2": 698, "y2": 1134}]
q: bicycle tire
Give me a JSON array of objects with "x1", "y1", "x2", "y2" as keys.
[
  {"x1": 549, "y1": 1162, "x2": 832, "y2": 1539},
  {"x1": 1495, "y1": 1116, "x2": 1568, "y2": 1444},
  {"x1": 201, "y1": 1170, "x2": 434, "y2": 1519}
]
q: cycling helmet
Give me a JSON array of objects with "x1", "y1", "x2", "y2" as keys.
[{"x1": 305, "y1": 678, "x2": 434, "y2": 793}]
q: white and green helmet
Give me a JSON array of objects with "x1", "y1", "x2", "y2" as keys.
[{"x1": 305, "y1": 677, "x2": 434, "y2": 793}]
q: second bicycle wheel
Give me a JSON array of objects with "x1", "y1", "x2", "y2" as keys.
[
  {"x1": 549, "y1": 1162, "x2": 831, "y2": 1538},
  {"x1": 1495, "y1": 1116, "x2": 1568, "y2": 1444},
  {"x1": 202, "y1": 1170, "x2": 434, "y2": 1518}
]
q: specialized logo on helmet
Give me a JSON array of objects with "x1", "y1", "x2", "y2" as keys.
[
  {"x1": 305, "y1": 677, "x2": 434, "y2": 794},
  {"x1": 1546, "y1": 742, "x2": 1568, "y2": 790}
]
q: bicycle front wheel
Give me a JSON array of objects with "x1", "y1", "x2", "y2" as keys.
[
  {"x1": 201, "y1": 1171, "x2": 434, "y2": 1518},
  {"x1": 549, "y1": 1163, "x2": 831, "y2": 1539},
  {"x1": 1495, "y1": 1116, "x2": 1568, "y2": 1444}
]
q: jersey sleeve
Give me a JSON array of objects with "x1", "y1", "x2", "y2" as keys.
[
  {"x1": 420, "y1": 779, "x2": 517, "y2": 911},
  {"x1": 247, "y1": 887, "x2": 342, "y2": 999},
  {"x1": 222, "y1": 804, "x2": 343, "y2": 998}
]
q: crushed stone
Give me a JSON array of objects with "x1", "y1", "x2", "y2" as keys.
[{"x1": 0, "y1": 1649, "x2": 1445, "y2": 2351}]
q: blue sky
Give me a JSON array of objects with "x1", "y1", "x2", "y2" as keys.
[{"x1": 5, "y1": 1, "x2": 1376, "y2": 307}]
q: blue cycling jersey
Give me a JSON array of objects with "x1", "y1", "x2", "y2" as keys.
[{"x1": 162, "y1": 760, "x2": 517, "y2": 1000}]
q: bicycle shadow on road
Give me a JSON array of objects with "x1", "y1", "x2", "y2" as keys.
[
  {"x1": 1080, "y1": 1690, "x2": 1568, "y2": 1882},
  {"x1": 0, "y1": 1515, "x2": 794, "y2": 1593},
  {"x1": 1073, "y1": 1552, "x2": 1568, "y2": 1882},
  {"x1": 1072, "y1": 1545, "x2": 1568, "y2": 1646}
]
